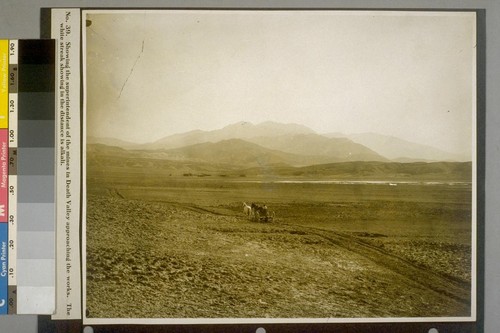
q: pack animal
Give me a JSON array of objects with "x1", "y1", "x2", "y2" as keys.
[
  {"x1": 251, "y1": 203, "x2": 270, "y2": 222},
  {"x1": 242, "y1": 202, "x2": 252, "y2": 217}
]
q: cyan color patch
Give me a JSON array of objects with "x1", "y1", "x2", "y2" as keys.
[{"x1": 0, "y1": 223, "x2": 8, "y2": 314}]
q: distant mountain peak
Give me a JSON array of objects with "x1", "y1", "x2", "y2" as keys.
[
  {"x1": 220, "y1": 120, "x2": 315, "y2": 134},
  {"x1": 148, "y1": 121, "x2": 318, "y2": 150},
  {"x1": 222, "y1": 121, "x2": 254, "y2": 129},
  {"x1": 257, "y1": 121, "x2": 315, "y2": 131}
]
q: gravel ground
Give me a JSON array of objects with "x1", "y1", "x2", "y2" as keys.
[{"x1": 85, "y1": 195, "x2": 471, "y2": 319}]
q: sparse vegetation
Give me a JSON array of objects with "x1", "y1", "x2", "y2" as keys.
[
  {"x1": 85, "y1": 131, "x2": 473, "y2": 319},
  {"x1": 86, "y1": 164, "x2": 472, "y2": 318}
]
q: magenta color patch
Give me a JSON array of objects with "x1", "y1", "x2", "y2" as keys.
[{"x1": 0, "y1": 129, "x2": 7, "y2": 223}]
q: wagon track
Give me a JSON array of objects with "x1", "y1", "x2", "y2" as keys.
[
  {"x1": 168, "y1": 201, "x2": 471, "y2": 305},
  {"x1": 272, "y1": 220, "x2": 471, "y2": 306},
  {"x1": 87, "y1": 194, "x2": 472, "y2": 318},
  {"x1": 158, "y1": 201, "x2": 233, "y2": 216},
  {"x1": 170, "y1": 200, "x2": 471, "y2": 307},
  {"x1": 106, "y1": 195, "x2": 471, "y2": 307}
]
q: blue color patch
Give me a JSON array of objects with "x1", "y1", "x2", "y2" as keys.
[{"x1": 0, "y1": 223, "x2": 8, "y2": 314}]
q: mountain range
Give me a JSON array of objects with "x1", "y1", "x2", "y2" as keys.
[
  {"x1": 88, "y1": 121, "x2": 470, "y2": 167},
  {"x1": 325, "y1": 132, "x2": 469, "y2": 162}
]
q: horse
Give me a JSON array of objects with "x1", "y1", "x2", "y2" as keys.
[
  {"x1": 251, "y1": 203, "x2": 259, "y2": 218},
  {"x1": 242, "y1": 202, "x2": 252, "y2": 217},
  {"x1": 251, "y1": 203, "x2": 269, "y2": 222}
]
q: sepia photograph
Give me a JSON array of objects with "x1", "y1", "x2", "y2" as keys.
[{"x1": 82, "y1": 9, "x2": 476, "y2": 323}]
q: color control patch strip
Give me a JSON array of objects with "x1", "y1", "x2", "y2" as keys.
[{"x1": 17, "y1": 39, "x2": 55, "y2": 315}]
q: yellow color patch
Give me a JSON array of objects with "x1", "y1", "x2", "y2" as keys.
[{"x1": 0, "y1": 40, "x2": 8, "y2": 129}]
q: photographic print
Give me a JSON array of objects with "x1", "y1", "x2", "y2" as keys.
[{"x1": 82, "y1": 10, "x2": 477, "y2": 324}]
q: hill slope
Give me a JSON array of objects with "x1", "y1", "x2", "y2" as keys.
[
  {"x1": 88, "y1": 121, "x2": 469, "y2": 164},
  {"x1": 161, "y1": 138, "x2": 338, "y2": 167},
  {"x1": 248, "y1": 133, "x2": 387, "y2": 162},
  {"x1": 88, "y1": 144, "x2": 472, "y2": 182},
  {"x1": 242, "y1": 161, "x2": 472, "y2": 181},
  {"x1": 325, "y1": 132, "x2": 470, "y2": 162}
]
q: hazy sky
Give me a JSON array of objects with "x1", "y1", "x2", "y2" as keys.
[{"x1": 84, "y1": 10, "x2": 476, "y2": 155}]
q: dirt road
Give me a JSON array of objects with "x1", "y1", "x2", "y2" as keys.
[{"x1": 86, "y1": 195, "x2": 471, "y2": 319}]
